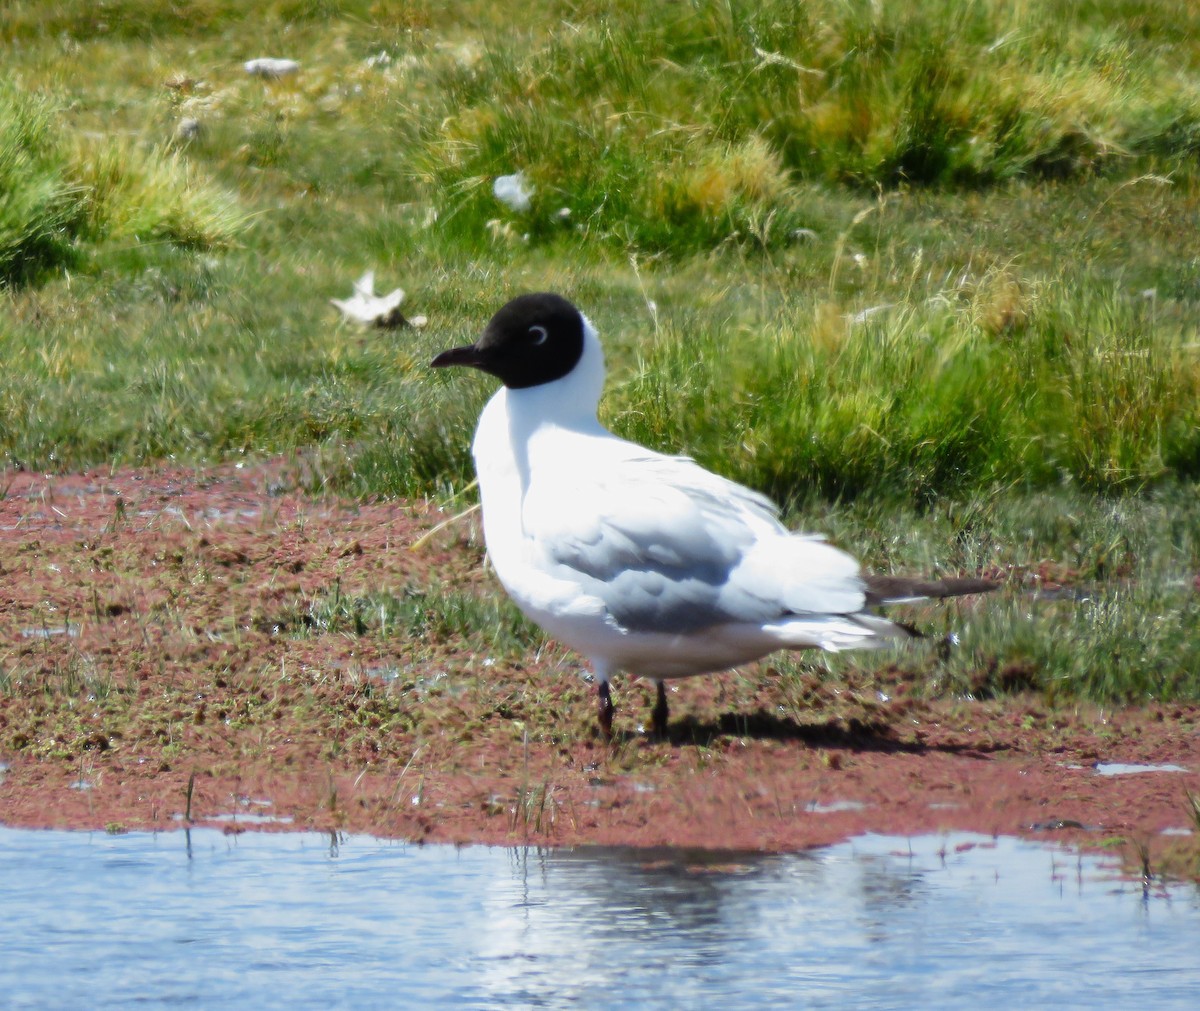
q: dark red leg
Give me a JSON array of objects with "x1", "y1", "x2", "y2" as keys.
[
  {"x1": 598, "y1": 680, "x2": 614, "y2": 739},
  {"x1": 651, "y1": 680, "x2": 669, "y2": 739}
]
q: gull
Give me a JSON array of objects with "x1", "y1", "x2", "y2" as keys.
[{"x1": 431, "y1": 293, "x2": 996, "y2": 738}]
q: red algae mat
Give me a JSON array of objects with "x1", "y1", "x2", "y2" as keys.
[{"x1": 1, "y1": 462, "x2": 1198, "y2": 868}]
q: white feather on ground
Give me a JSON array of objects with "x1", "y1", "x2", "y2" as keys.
[{"x1": 331, "y1": 271, "x2": 424, "y2": 328}]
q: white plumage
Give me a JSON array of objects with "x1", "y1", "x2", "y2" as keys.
[{"x1": 432, "y1": 293, "x2": 993, "y2": 736}]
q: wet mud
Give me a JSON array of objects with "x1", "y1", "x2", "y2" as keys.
[{"x1": 1, "y1": 461, "x2": 1197, "y2": 873}]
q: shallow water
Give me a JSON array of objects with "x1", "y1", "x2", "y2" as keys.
[
  {"x1": 1093, "y1": 761, "x2": 1190, "y2": 776},
  {"x1": 2, "y1": 827, "x2": 1198, "y2": 1009}
]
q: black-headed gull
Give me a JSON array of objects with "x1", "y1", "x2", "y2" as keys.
[{"x1": 431, "y1": 293, "x2": 996, "y2": 737}]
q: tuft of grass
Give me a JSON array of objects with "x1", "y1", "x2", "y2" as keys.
[
  {"x1": 0, "y1": 78, "x2": 243, "y2": 286},
  {"x1": 933, "y1": 585, "x2": 1200, "y2": 703},
  {"x1": 1185, "y1": 791, "x2": 1200, "y2": 835},
  {"x1": 614, "y1": 273, "x2": 1199, "y2": 506},
  {"x1": 70, "y1": 138, "x2": 245, "y2": 249},
  {"x1": 0, "y1": 84, "x2": 85, "y2": 283},
  {"x1": 796, "y1": 485, "x2": 1200, "y2": 705},
  {"x1": 294, "y1": 579, "x2": 539, "y2": 658}
]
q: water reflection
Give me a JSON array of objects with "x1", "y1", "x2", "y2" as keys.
[{"x1": 1, "y1": 828, "x2": 1198, "y2": 1009}]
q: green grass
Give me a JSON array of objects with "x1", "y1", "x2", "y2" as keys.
[
  {"x1": 295, "y1": 579, "x2": 540, "y2": 658},
  {"x1": 799, "y1": 486, "x2": 1200, "y2": 702},
  {"x1": 616, "y1": 262, "x2": 1199, "y2": 504},
  {"x1": 0, "y1": 81, "x2": 242, "y2": 284},
  {"x1": 0, "y1": 85, "x2": 82, "y2": 284},
  {"x1": 1, "y1": 0, "x2": 1199, "y2": 704}
]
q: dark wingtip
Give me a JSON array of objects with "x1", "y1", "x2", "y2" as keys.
[{"x1": 864, "y1": 575, "x2": 1001, "y2": 605}]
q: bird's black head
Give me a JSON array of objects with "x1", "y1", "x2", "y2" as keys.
[{"x1": 430, "y1": 292, "x2": 585, "y2": 389}]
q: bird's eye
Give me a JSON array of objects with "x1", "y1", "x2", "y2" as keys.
[{"x1": 529, "y1": 325, "x2": 549, "y2": 345}]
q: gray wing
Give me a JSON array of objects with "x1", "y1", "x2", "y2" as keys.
[{"x1": 528, "y1": 454, "x2": 800, "y2": 633}]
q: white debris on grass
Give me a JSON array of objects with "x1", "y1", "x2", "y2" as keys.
[
  {"x1": 176, "y1": 117, "x2": 202, "y2": 141},
  {"x1": 486, "y1": 219, "x2": 529, "y2": 245},
  {"x1": 494, "y1": 172, "x2": 533, "y2": 213},
  {"x1": 331, "y1": 271, "x2": 424, "y2": 328},
  {"x1": 848, "y1": 303, "x2": 896, "y2": 325},
  {"x1": 244, "y1": 58, "x2": 300, "y2": 79}
]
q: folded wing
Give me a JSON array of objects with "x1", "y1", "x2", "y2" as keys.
[{"x1": 524, "y1": 448, "x2": 871, "y2": 633}]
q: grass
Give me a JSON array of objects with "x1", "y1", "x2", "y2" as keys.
[
  {"x1": 615, "y1": 264, "x2": 1199, "y2": 504},
  {"x1": 0, "y1": 0, "x2": 1198, "y2": 705},
  {"x1": 0, "y1": 80, "x2": 242, "y2": 285},
  {"x1": 770, "y1": 485, "x2": 1200, "y2": 702},
  {"x1": 295, "y1": 578, "x2": 540, "y2": 659}
]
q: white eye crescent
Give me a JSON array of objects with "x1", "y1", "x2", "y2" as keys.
[{"x1": 529, "y1": 325, "x2": 549, "y2": 345}]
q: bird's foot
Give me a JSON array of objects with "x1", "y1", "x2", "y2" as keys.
[
  {"x1": 598, "y1": 681, "x2": 614, "y2": 740},
  {"x1": 650, "y1": 681, "x2": 669, "y2": 740}
]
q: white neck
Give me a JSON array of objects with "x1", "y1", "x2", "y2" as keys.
[
  {"x1": 504, "y1": 315, "x2": 605, "y2": 433},
  {"x1": 501, "y1": 316, "x2": 605, "y2": 492},
  {"x1": 470, "y1": 317, "x2": 608, "y2": 558}
]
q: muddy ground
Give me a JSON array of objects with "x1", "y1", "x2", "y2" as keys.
[{"x1": 1, "y1": 461, "x2": 1197, "y2": 876}]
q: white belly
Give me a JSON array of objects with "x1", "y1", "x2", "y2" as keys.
[
  {"x1": 512, "y1": 592, "x2": 779, "y2": 678},
  {"x1": 468, "y1": 385, "x2": 896, "y2": 681}
]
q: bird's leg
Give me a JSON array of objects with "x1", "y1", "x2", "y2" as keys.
[
  {"x1": 598, "y1": 680, "x2": 614, "y2": 740},
  {"x1": 651, "y1": 680, "x2": 669, "y2": 739}
]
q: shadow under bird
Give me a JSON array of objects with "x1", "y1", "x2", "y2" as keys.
[{"x1": 431, "y1": 293, "x2": 997, "y2": 738}]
